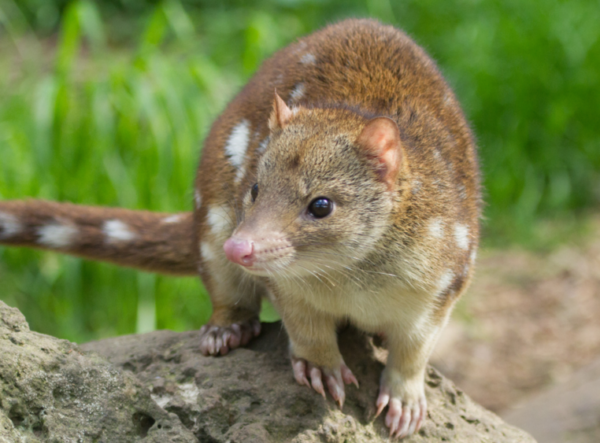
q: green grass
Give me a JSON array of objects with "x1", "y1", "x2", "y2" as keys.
[{"x1": 0, "y1": 0, "x2": 598, "y2": 342}]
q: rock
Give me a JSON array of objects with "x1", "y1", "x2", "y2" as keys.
[
  {"x1": 82, "y1": 323, "x2": 536, "y2": 443},
  {"x1": 0, "y1": 300, "x2": 535, "y2": 442},
  {"x1": 0, "y1": 300, "x2": 197, "y2": 442},
  {"x1": 502, "y1": 357, "x2": 600, "y2": 443}
]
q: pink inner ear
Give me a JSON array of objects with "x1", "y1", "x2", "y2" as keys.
[
  {"x1": 356, "y1": 117, "x2": 403, "y2": 188},
  {"x1": 269, "y1": 92, "x2": 294, "y2": 131}
]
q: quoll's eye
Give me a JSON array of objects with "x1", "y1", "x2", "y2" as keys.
[
  {"x1": 251, "y1": 183, "x2": 259, "y2": 202},
  {"x1": 308, "y1": 197, "x2": 333, "y2": 218}
]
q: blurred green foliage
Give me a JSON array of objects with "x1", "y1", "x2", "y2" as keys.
[{"x1": 0, "y1": 0, "x2": 598, "y2": 342}]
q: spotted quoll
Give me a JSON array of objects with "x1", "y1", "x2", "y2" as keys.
[{"x1": 0, "y1": 19, "x2": 480, "y2": 438}]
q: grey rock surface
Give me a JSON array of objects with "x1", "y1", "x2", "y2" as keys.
[
  {"x1": 0, "y1": 300, "x2": 196, "y2": 442},
  {"x1": 1, "y1": 300, "x2": 536, "y2": 442}
]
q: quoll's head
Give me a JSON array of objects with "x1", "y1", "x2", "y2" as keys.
[{"x1": 223, "y1": 93, "x2": 407, "y2": 279}]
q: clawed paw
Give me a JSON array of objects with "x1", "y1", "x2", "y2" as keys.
[
  {"x1": 291, "y1": 357, "x2": 359, "y2": 408},
  {"x1": 375, "y1": 384, "x2": 427, "y2": 439},
  {"x1": 199, "y1": 318, "x2": 261, "y2": 356}
]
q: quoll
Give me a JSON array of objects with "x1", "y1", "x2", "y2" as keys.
[{"x1": 0, "y1": 19, "x2": 481, "y2": 438}]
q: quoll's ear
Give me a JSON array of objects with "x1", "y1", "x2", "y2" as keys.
[
  {"x1": 269, "y1": 91, "x2": 294, "y2": 131},
  {"x1": 356, "y1": 117, "x2": 404, "y2": 190}
]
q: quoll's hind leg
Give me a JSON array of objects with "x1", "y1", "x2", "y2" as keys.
[
  {"x1": 198, "y1": 238, "x2": 263, "y2": 356},
  {"x1": 277, "y1": 298, "x2": 359, "y2": 407}
]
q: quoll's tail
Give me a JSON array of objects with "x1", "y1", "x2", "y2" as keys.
[{"x1": 0, "y1": 200, "x2": 197, "y2": 276}]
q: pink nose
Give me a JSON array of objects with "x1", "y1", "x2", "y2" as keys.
[{"x1": 223, "y1": 237, "x2": 255, "y2": 267}]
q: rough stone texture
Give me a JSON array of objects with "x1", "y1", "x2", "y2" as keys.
[
  {"x1": 82, "y1": 326, "x2": 536, "y2": 442},
  {"x1": 502, "y1": 357, "x2": 600, "y2": 443},
  {"x1": 0, "y1": 300, "x2": 197, "y2": 443},
  {"x1": 1, "y1": 300, "x2": 535, "y2": 442}
]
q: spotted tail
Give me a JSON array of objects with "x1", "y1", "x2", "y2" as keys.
[{"x1": 0, "y1": 200, "x2": 197, "y2": 276}]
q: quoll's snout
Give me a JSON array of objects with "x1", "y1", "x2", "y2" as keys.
[{"x1": 223, "y1": 237, "x2": 255, "y2": 267}]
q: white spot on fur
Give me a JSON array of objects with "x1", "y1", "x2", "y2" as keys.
[
  {"x1": 457, "y1": 184, "x2": 467, "y2": 200},
  {"x1": 163, "y1": 214, "x2": 183, "y2": 224},
  {"x1": 428, "y1": 218, "x2": 444, "y2": 239},
  {"x1": 103, "y1": 220, "x2": 136, "y2": 243},
  {"x1": 207, "y1": 205, "x2": 230, "y2": 235},
  {"x1": 225, "y1": 120, "x2": 250, "y2": 169},
  {"x1": 463, "y1": 248, "x2": 478, "y2": 277},
  {"x1": 437, "y1": 270, "x2": 454, "y2": 295},
  {"x1": 235, "y1": 165, "x2": 246, "y2": 183},
  {"x1": 201, "y1": 241, "x2": 215, "y2": 261},
  {"x1": 300, "y1": 53, "x2": 316, "y2": 64},
  {"x1": 194, "y1": 190, "x2": 202, "y2": 208},
  {"x1": 37, "y1": 223, "x2": 78, "y2": 248},
  {"x1": 290, "y1": 83, "x2": 305, "y2": 101},
  {"x1": 0, "y1": 212, "x2": 22, "y2": 238},
  {"x1": 462, "y1": 263, "x2": 470, "y2": 277},
  {"x1": 470, "y1": 249, "x2": 477, "y2": 264},
  {"x1": 293, "y1": 41, "x2": 308, "y2": 53},
  {"x1": 454, "y1": 224, "x2": 470, "y2": 250},
  {"x1": 258, "y1": 137, "x2": 269, "y2": 154},
  {"x1": 433, "y1": 149, "x2": 443, "y2": 161}
]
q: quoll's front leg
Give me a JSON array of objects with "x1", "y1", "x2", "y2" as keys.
[
  {"x1": 280, "y1": 300, "x2": 359, "y2": 407},
  {"x1": 376, "y1": 330, "x2": 439, "y2": 439}
]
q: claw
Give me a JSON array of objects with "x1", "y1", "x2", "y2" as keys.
[
  {"x1": 386, "y1": 397, "x2": 402, "y2": 436},
  {"x1": 221, "y1": 330, "x2": 231, "y2": 349},
  {"x1": 292, "y1": 358, "x2": 311, "y2": 387},
  {"x1": 206, "y1": 334, "x2": 215, "y2": 355},
  {"x1": 415, "y1": 397, "x2": 427, "y2": 432},
  {"x1": 325, "y1": 373, "x2": 345, "y2": 408},
  {"x1": 406, "y1": 406, "x2": 419, "y2": 437},
  {"x1": 309, "y1": 366, "x2": 326, "y2": 398},
  {"x1": 375, "y1": 390, "x2": 389, "y2": 418},
  {"x1": 215, "y1": 336, "x2": 223, "y2": 354},
  {"x1": 397, "y1": 407, "x2": 411, "y2": 439},
  {"x1": 341, "y1": 364, "x2": 359, "y2": 388}
]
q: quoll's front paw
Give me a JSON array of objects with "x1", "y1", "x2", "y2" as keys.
[
  {"x1": 199, "y1": 318, "x2": 261, "y2": 356},
  {"x1": 376, "y1": 376, "x2": 427, "y2": 439},
  {"x1": 291, "y1": 357, "x2": 359, "y2": 408}
]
